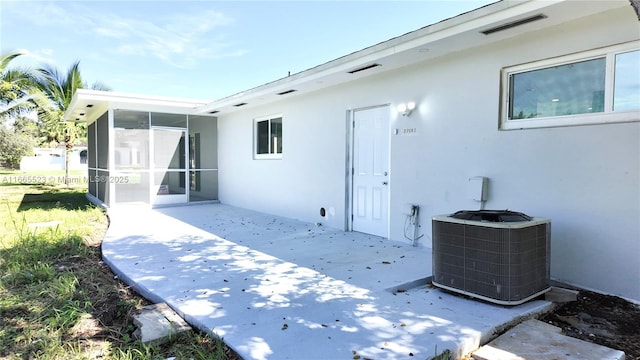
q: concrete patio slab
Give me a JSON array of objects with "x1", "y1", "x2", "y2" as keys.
[{"x1": 102, "y1": 203, "x2": 553, "y2": 359}]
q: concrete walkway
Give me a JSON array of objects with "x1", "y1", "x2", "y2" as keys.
[
  {"x1": 103, "y1": 203, "x2": 553, "y2": 359},
  {"x1": 472, "y1": 319, "x2": 625, "y2": 360}
]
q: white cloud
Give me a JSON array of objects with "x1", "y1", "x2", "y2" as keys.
[
  {"x1": 4, "y1": 1, "x2": 77, "y2": 27},
  {"x1": 115, "y1": 45, "x2": 144, "y2": 57},
  {"x1": 94, "y1": 26, "x2": 129, "y2": 39},
  {"x1": 9, "y1": 48, "x2": 57, "y2": 68},
  {"x1": 5, "y1": 1, "x2": 245, "y2": 69},
  {"x1": 90, "y1": 7, "x2": 244, "y2": 68}
]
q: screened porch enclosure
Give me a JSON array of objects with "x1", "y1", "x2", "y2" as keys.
[{"x1": 87, "y1": 109, "x2": 218, "y2": 207}]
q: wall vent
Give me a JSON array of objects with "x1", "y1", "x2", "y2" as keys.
[
  {"x1": 348, "y1": 63, "x2": 381, "y2": 74},
  {"x1": 481, "y1": 14, "x2": 547, "y2": 35},
  {"x1": 277, "y1": 89, "x2": 297, "y2": 95}
]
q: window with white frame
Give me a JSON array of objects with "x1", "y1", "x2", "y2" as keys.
[
  {"x1": 254, "y1": 115, "x2": 282, "y2": 159},
  {"x1": 501, "y1": 42, "x2": 639, "y2": 130}
]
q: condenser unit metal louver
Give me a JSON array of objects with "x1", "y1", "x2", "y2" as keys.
[{"x1": 432, "y1": 210, "x2": 550, "y2": 305}]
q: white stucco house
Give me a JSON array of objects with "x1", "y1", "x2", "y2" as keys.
[
  {"x1": 65, "y1": 0, "x2": 640, "y2": 303},
  {"x1": 19, "y1": 146, "x2": 88, "y2": 172}
]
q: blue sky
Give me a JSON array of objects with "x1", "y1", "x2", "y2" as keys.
[{"x1": 1, "y1": 1, "x2": 494, "y2": 101}]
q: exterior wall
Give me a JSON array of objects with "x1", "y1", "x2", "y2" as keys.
[
  {"x1": 217, "y1": 7, "x2": 639, "y2": 301},
  {"x1": 218, "y1": 89, "x2": 351, "y2": 228}
]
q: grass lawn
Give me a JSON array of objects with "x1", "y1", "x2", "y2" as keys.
[
  {"x1": 0, "y1": 182, "x2": 237, "y2": 359},
  {"x1": 0, "y1": 169, "x2": 86, "y2": 176},
  {"x1": 0, "y1": 169, "x2": 88, "y2": 188}
]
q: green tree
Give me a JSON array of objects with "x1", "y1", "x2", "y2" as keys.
[
  {"x1": 0, "y1": 126, "x2": 36, "y2": 169},
  {"x1": 0, "y1": 51, "x2": 46, "y2": 168},
  {"x1": 13, "y1": 115, "x2": 45, "y2": 144},
  {"x1": 35, "y1": 61, "x2": 110, "y2": 184},
  {"x1": 0, "y1": 51, "x2": 43, "y2": 123}
]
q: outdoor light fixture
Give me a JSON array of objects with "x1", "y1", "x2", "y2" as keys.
[{"x1": 397, "y1": 102, "x2": 416, "y2": 117}]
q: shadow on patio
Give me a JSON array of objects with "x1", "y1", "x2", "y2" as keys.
[{"x1": 102, "y1": 203, "x2": 552, "y2": 359}]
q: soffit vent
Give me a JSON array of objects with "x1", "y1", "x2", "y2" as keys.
[
  {"x1": 481, "y1": 14, "x2": 547, "y2": 35},
  {"x1": 277, "y1": 89, "x2": 297, "y2": 95},
  {"x1": 209, "y1": 110, "x2": 219, "y2": 114},
  {"x1": 233, "y1": 102, "x2": 248, "y2": 107},
  {"x1": 348, "y1": 63, "x2": 381, "y2": 74}
]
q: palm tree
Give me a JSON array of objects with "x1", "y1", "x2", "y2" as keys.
[
  {"x1": 35, "y1": 60, "x2": 110, "y2": 184},
  {"x1": 0, "y1": 51, "x2": 44, "y2": 122}
]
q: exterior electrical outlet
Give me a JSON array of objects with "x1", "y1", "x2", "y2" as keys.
[{"x1": 403, "y1": 203, "x2": 417, "y2": 216}]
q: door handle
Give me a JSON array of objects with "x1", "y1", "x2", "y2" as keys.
[{"x1": 382, "y1": 181, "x2": 388, "y2": 186}]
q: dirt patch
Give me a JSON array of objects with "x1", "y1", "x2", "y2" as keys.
[{"x1": 542, "y1": 290, "x2": 640, "y2": 360}]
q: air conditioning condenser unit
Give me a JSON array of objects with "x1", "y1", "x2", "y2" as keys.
[{"x1": 432, "y1": 210, "x2": 550, "y2": 305}]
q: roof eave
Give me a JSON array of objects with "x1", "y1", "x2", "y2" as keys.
[
  {"x1": 64, "y1": 89, "x2": 213, "y2": 124},
  {"x1": 196, "y1": 0, "x2": 631, "y2": 115}
]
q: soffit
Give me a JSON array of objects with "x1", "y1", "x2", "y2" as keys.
[{"x1": 64, "y1": 89, "x2": 212, "y2": 124}]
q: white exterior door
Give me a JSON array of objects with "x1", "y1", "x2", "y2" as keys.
[{"x1": 352, "y1": 106, "x2": 390, "y2": 238}]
